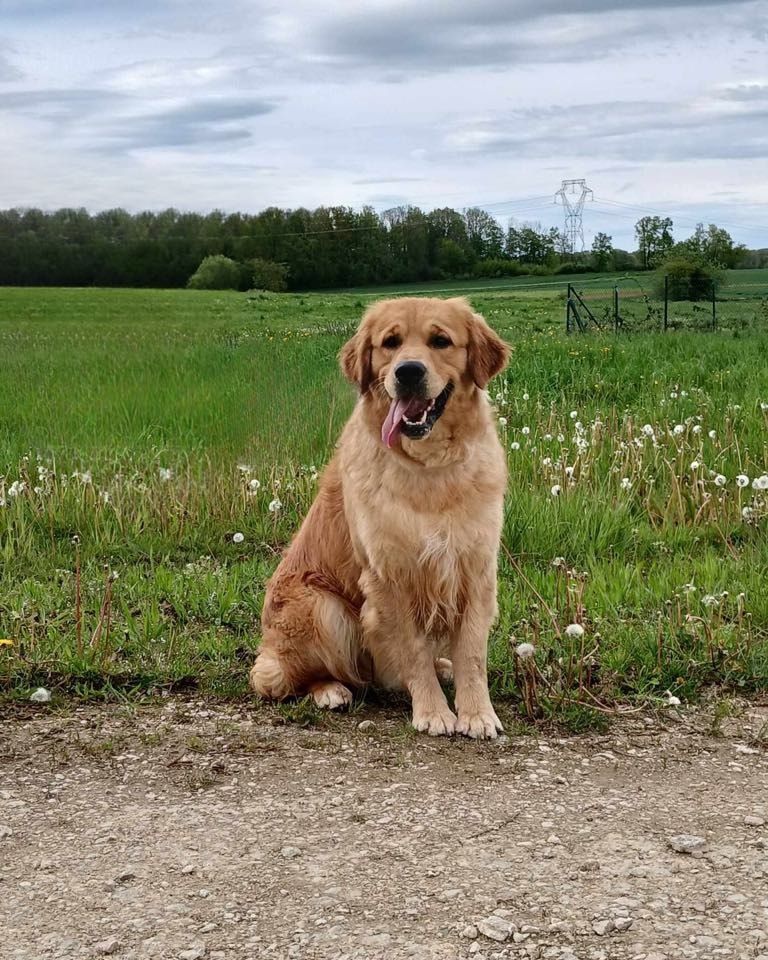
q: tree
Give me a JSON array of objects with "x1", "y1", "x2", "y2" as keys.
[
  {"x1": 435, "y1": 237, "x2": 470, "y2": 277},
  {"x1": 590, "y1": 232, "x2": 614, "y2": 271},
  {"x1": 635, "y1": 216, "x2": 674, "y2": 269},
  {"x1": 654, "y1": 257, "x2": 725, "y2": 301},
  {"x1": 674, "y1": 222, "x2": 746, "y2": 269},
  {"x1": 187, "y1": 255, "x2": 242, "y2": 290},
  {"x1": 463, "y1": 207, "x2": 505, "y2": 260},
  {"x1": 248, "y1": 257, "x2": 289, "y2": 292}
]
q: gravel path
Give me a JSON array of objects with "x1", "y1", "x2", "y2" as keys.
[{"x1": 1, "y1": 699, "x2": 767, "y2": 960}]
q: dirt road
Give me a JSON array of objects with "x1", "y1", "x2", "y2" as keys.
[{"x1": 1, "y1": 699, "x2": 767, "y2": 960}]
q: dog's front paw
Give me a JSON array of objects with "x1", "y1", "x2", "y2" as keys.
[
  {"x1": 310, "y1": 681, "x2": 353, "y2": 710},
  {"x1": 412, "y1": 705, "x2": 457, "y2": 737},
  {"x1": 456, "y1": 708, "x2": 503, "y2": 740}
]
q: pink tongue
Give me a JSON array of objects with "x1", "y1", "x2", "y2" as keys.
[
  {"x1": 382, "y1": 398, "x2": 410, "y2": 448},
  {"x1": 381, "y1": 400, "x2": 425, "y2": 447}
]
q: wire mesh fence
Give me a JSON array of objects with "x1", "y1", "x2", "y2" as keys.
[{"x1": 566, "y1": 276, "x2": 768, "y2": 334}]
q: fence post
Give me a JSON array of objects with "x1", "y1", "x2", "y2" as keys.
[
  {"x1": 711, "y1": 279, "x2": 717, "y2": 332},
  {"x1": 566, "y1": 284, "x2": 572, "y2": 334},
  {"x1": 613, "y1": 286, "x2": 619, "y2": 333},
  {"x1": 663, "y1": 274, "x2": 668, "y2": 332}
]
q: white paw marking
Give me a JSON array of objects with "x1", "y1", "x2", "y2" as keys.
[
  {"x1": 456, "y1": 709, "x2": 503, "y2": 740},
  {"x1": 312, "y1": 682, "x2": 353, "y2": 710},
  {"x1": 412, "y1": 707, "x2": 457, "y2": 737}
]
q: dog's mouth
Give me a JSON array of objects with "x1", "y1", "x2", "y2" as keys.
[{"x1": 381, "y1": 382, "x2": 454, "y2": 448}]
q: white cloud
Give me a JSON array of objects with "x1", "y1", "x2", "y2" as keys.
[{"x1": 0, "y1": 0, "x2": 766, "y2": 249}]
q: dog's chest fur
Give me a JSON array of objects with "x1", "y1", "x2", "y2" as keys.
[{"x1": 341, "y1": 422, "x2": 504, "y2": 631}]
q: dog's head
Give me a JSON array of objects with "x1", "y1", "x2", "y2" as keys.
[{"x1": 340, "y1": 297, "x2": 509, "y2": 450}]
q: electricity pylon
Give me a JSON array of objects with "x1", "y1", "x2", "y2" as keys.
[{"x1": 554, "y1": 179, "x2": 593, "y2": 254}]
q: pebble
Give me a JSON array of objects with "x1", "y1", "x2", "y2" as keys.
[
  {"x1": 94, "y1": 938, "x2": 120, "y2": 956},
  {"x1": 460, "y1": 925, "x2": 479, "y2": 940},
  {"x1": 179, "y1": 949, "x2": 206, "y2": 960},
  {"x1": 0, "y1": 825, "x2": 12, "y2": 840},
  {"x1": 614, "y1": 917, "x2": 634, "y2": 932},
  {"x1": 357, "y1": 720, "x2": 377, "y2": 733},
  {"x1": 30, "y1": 687, "x2": 52, "y2": 703},
  {"x1": 592, "y1": 919, "x2": 615, "y2": 936},
  {"x1": 181, "y1": 865, "x2": 195, "y2": 874},
  {"x1": 115, "y1": 870, "x2": 135, "y2": 883},
  {"x1": 477, "y1": 916, "x2": 516, "y2": 942},
  {"x1": 668, "y1": 834, "x2": 708, "y2": 855},
  {"x1": 745, "y1": 815, "x2": 765, "y2": 827},
  {"x1": 280, "y1": 846, "x2": 302, "y2": 859}
]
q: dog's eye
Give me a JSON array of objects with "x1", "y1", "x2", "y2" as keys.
[
  {"x1": 381, "y1": 334, "x2": 401, "y2": 350},
  {"x1": 430, "y1": 333, "x2": 452, "y2": 349}
]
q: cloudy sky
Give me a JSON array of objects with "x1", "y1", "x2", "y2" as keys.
[{"x1": 1, "y1": 0, "x2": 767, "y2": 248}]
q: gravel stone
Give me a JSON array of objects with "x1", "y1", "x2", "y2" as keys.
[
  {"x1": 93, "y1": 939, "x2": 120, "y2": 956},
  {"x1": 477, "y1": 916, "x2": 516, "y2": 942},
  {"x1": 668, "y1": 834, "x2": 708, "y2": 855}
]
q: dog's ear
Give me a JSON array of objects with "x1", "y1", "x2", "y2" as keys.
[
  {"x1": 340, "y1": 329, "x2": 373, "y2": 393},
  {"x1": 466, "y1": 309, "x2": 510, "y2": 388}
]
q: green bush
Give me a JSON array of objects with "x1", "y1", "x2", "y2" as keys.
[
  {"x1": 655, "y1": 257, "x2": 725, "y2": 302},
  {"x1": 187, "y1": 255, "x2": 243, "y2": 291},
  {"x1": 248, "y1": 258, "x2": 289, "y2": 292}
]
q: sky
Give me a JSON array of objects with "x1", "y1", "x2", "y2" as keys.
[{"x1": 1, "y1": 0, "x2": 767, "y2": 249}]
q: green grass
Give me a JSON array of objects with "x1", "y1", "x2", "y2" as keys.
[{"x1": 1, "y1": 285, "x2": 767, "y2": 724}]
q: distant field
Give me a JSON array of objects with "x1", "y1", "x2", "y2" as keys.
[
  {"x1": 334, "y1": 267, "x2": 768, "y2": 298},
  {"x1": 1, "y1": 286, "x2": 767, "y2": 724}
]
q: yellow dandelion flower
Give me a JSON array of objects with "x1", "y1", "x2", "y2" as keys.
[{"x1": 0, "y1": 638, "x2": 13, "y2": 647}]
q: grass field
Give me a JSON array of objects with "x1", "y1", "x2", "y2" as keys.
[{"x1": 1, "y1": 285, "x2": 767, "y2": 726}]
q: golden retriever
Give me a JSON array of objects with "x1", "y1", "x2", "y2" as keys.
[{"x1": 249, "y1": 296, "x2": 510, "y2": 738}]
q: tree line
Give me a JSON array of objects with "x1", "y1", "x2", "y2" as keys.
[{"x1": 0, "y1": 205, "x2": 761, "y2": 291}]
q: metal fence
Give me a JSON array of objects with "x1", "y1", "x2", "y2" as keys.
[{"x1": 566, "y1": 276, "x2": 768, "y2": 334}]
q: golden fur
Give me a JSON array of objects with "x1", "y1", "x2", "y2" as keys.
[{"x1": 250, "y1": 296, "x2": 510, "y2": 737}]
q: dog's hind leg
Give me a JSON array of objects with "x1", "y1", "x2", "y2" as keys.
[{"x1": 250, "y1": 589, "x2": 366, "y2": 708}]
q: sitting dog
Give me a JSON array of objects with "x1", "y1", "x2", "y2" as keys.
[{"x1": 250, "y1": 296, "x2": 510, "y2": 738}]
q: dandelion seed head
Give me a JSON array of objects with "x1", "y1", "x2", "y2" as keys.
[
  {"x1": 550, "y1": 484, "x2": 562, "y2": 497},
  {"x1": 557, "y1": 434, "x2": 565, "y2": 443},
  {"x1": 515, "y1": 642, "x2": 536, "y2": 659},
  {"x1": 565, "y1": 623, "x2": 584, "y2": 638},
  {"x1": 752, "y1": 475, "x2": 768, "y2": 491},
  {"x1": 673, "y1": 424, "x2": 685, "y2": 436},
  {"x1": 521, "y1": 426, "x2": 530, "y2": 435},
  {"x1": 268, "y1": 498, "x2": 282, "y2": 513},
  {"x1": 708, "y1": 430, "x2": 716, "y2": 440},
  {"x1": 714, "y1": 474, "x2": 726, "y2": 487},
  {"x1": 522, "y1": 393, "x2": 530, "y2": 401},
  {"x1": 569, "y1": 410, "x2": 578, "y2": 420},
  {"x1": 498, "y1": 417, "x2": 507, "y2": 427},
  {"x1": 248, "y1": 478, "x2": 261, "y2": 492},
  {"x1": 233, "y1": 532, "x2": 245, "y2": 543},
  {"x1": 620, "y1": 477, "x2": 632, "y2": 490},
  {"x1": 158, "y1": 467, "x2": 172, "y2": 482},
  {"x1": 642, "y1": 424, "x2": 654, "y2": 437},
  {"x1": 736, "y1": 474, "x2": 750, "y2": 488},
  {"x1": 510, "y1": 441, "x2": 520, "y2": 450},
  {"x1": 692, "y1": 424, "x2": 702, "y2": 435},
  {"x1": 690, "y1": 461, "x2": 700, "y2": 471}
]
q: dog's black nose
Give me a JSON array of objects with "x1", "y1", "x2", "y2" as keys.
[{"x1": 394, "y1": 360, "x2": 427, "y2": 387}]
